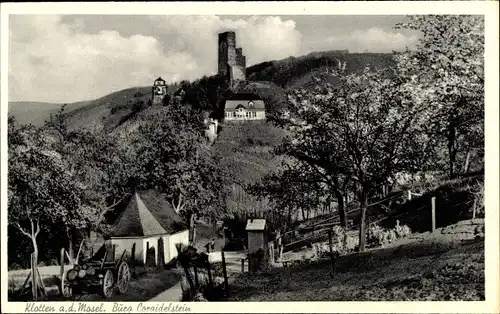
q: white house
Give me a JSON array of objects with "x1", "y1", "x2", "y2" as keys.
[
  {"x1": 224, "y1": 93, "x2": 266, "y2": 121},
  {"x1": 108, "y1": 190, "x2": 189, "y2": 266}
]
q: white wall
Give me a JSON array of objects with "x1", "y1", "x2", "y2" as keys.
[
  {"x1": 139, "y1": 231, "x2": 189, "y2": 265},
  {"x1": 225, "y1": 110, "x2": 265, "y2": 121},
  {"x1": 166, "y1": 230, "x2": 190, "y2": 262},
  {"x1": 110, "y1": 238, "x2": 144, "y2": 263},
  {"x1": 143, "y1": 236, "x2": 162, "y2": 265}
]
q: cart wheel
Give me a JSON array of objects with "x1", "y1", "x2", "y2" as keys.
[
  {"x1": 117, "y1": 261, "x2": 131, "y2": 294},
  {"x1": 100, "y1": 269, "x2": 114, "y2": 299},
  {"x1": 60, "y1": 270, "x2": 73, "y2": 298}
]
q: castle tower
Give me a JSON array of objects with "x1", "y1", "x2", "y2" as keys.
[
  {"x1": 218, "y1": 31, "x2": 246, "y2": 87},
  {"x1": 152, "y1": 77, "x2": 167, "y2": 105}
]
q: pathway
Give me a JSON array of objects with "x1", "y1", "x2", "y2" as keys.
[{"x1": 148, "y1": 250, "x2": 246, "y2": 301}]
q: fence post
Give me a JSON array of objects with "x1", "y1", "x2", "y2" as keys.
[
  {"x1": 472, "y1": 198, "x2": 477, "y2": 219},
  {"x1": 207, "y1": 262, "x2": 213, "y2": 288},
  {"x1": 182, "y1": 265, "x2": 195, "y2": 292},
  {"x1": 328, "y1": 227, "x2": 333, "y2": 254},
  {"x1": 241, "y1": 258, "x2": 245, "y2": 273},
  {"x1": 408, "y1": 190, "x2": 412, "y2": 201},
  {"x1": 221, "y1": 251, "x2": 229, "y2": 297},
  {"x1": 269, "y1": 242, "x2": 275, "y2": 264},
  {"x1": 193, "y1": 266, "x2": 199, "y2": 288},
  {"x1": 431, "y1": 197, "x2": 436, "y2": 232},
  {"x1": 60, "y1": 248, "x2": 65, "y2": 292}
]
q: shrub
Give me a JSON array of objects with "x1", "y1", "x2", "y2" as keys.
[
  {"x1": 110, "y1": 102, "x2": 128, "y2": 114},
  {"x1": 8, "y1": 263, "x2": 22, "y2": 271},
  {"x1": 48, "y1": 258, "x2": 59, "y2": 266},
  {"x1": 367, "y1": 225, "x2": 387, "y2": 247},
  {"x1": 367, "y1": 222, "x2": 412, "y2": 248},
  {"x1": 180, "y1": 269, "x2": 225, "y2": 301},
  {"x1": 395, "y1": 222, "x2": 412, "y2": 238}
]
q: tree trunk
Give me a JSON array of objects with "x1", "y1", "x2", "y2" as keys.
[
  {"x1": 188, "y1": 212, "x2": 196, "y2": 244},
  {"x1": 335, "y1": 191, "x2": 348, "y2": 229},
  {"x1": 68, "y1": 232, "x2": 74, "y2": 261},
  {"x1": 31, "y1": 222, "x2": 39, "y2": 301},
  {"x1": 335, "y1": 191, "x2": 348, "y2": 250},
  {"x1": 358, "y1": 192, "x2": 368, "y2": 252},
  {"x1": 463, "y1": 150, "x2": 471, "y2": 173},
  {"x1": 447, "y1": 124, "x2": 458, "y2": 179}
]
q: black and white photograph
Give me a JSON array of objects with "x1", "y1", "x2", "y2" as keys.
[{"x1": 1, "y1": 2, "x2": 498, "y2": 313}]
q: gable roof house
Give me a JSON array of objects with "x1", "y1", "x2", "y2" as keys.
[
  {"x1": 108, "y1": 190, "x2": 189, "y2": 266},
  {"x1": 224, "y1": 93, "x2": 266, "y2": 121}
]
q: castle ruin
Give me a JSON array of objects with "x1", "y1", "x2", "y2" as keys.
[{"x1": 218, "y1": 31, "x2": 246, "y2": 87}]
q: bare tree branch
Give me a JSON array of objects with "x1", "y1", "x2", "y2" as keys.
[
  {"x1": 34, "y1": 218, "x2": 41, "y2": 237},
  {"x1": 14, "y1": 222, "x2": 32, "y2": 239},
  {"x1": 104, "y1": 193, "x2": 131, "y2": 210}
]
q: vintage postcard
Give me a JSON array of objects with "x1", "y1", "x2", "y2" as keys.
[{"x1": 1, "y1": 1, "x2": 498, "y2": 313}]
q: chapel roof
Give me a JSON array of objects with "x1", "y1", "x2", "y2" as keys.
[{"x1": 109, "y1": 189, "x2": 187, "y2": 238}]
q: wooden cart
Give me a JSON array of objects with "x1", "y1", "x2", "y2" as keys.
[{"x1": 59, "y1": 243, "x2": 131, "y2": 299}]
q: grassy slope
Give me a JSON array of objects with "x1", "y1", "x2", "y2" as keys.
[
  {"x1": 214, "y1": 120, "x2": 286, "y2": 185},
  {"x1": 229, "y1": 235, "x2": 484, "y2": 301},
  {"x1": 212, "y1": 121, "x2": 287, "y2": 215}
]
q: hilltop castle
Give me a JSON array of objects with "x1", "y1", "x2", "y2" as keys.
[{"x1": 218, "y1": 31, "x2": 246, "y2": 87}]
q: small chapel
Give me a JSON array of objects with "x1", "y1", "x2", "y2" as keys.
[{"x1": 152, "y1": 77, "x2": 168, "y2": 105}]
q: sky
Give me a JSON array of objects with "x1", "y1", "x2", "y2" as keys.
[{"x1": 8, "y1": 15, "x2": 420, "y2": 103}]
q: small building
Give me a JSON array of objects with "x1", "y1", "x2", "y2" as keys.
[
  {"x1": 224, "y1": 93, "x2": 266, "y2": 121},
  {"x1": 108, "y1": 190, "x2": 189, "y2": 266},
  {"x1": 152, "y1": 77, "x2": 168, "y2": 105},
  {"x1": 245, "y1": 219, "x2": 267, "y2": 254},
  {"x1": 173, "y1": 87, "x2": 186, "y2": 103}
]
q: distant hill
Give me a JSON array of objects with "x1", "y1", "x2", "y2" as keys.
[
  {"x1": 8, "y1": 101, "x2": 91, "y2": 126},
  {"x1": 246, "y1": 50, "x2": 395, "y2": 88}
]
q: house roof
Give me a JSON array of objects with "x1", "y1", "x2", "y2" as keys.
[
  {"x1": 246, "y1": 219, "x2": 266, "y2": 231},
  {"x1": 225, "y1": 99, "x2": 266, "y2": 110},
  {"x1": 109, "y1": 190, "x2": 187, "y2": 238}
]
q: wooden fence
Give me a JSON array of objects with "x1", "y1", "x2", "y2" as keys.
[{"x1": 177, "y1": 248, "x2": 232, "y2": 300}]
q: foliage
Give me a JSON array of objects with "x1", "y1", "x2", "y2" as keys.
[
  {"x1": 268, "y1": 67, "x2": 434, "y2": 251},
  {"x1": 128, "y1": 104, "x2": 230, "y2": 224},
  {"x1": 181, "y1": 75, "x2": 229, "y2": 113},
  {"x1": 8, "y1": 115, "x2": 101, "y2": 266},
  {"x1": 249, "y1": 160, "x2": 329, "y2": 224},
  {"x1": 395, "y1": 15, "x2": 484, "y2": 178}
]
